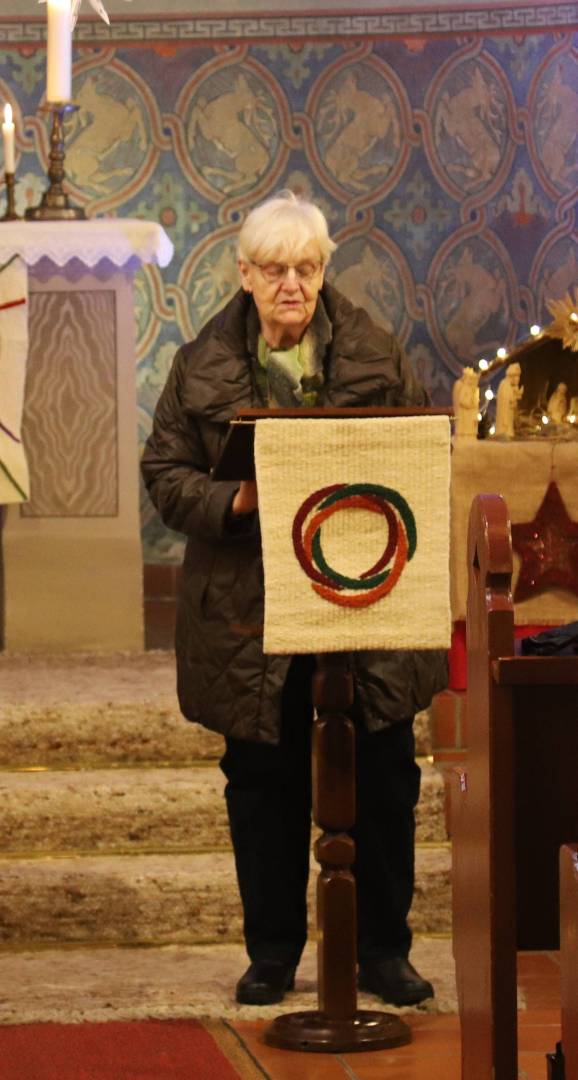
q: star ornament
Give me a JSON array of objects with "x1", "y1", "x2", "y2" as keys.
[
  {"x1": 511, "y1": 482, "x2": 578, "y2": 602},
  {"x1": 546, "y1": 287, "x2": 578, "y2": 352}
]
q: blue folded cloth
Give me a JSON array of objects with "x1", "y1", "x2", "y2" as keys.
[{"x1": 520, "y1": 622, "x2": 578, "y2": 656}]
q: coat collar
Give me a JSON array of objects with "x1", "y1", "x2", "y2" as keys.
[
  {"x1": 179, "y1": 289, "x2": 254, "y2": 423},
  {"x1": 179, "y1": 283, "x2": 396, "y2": 422}
]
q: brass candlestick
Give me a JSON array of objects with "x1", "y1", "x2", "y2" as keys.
[
  {"x1": 1, "y1": 173, "x2": 20, "y2": 221},
  {"x1": 25, "y1": 103, "x2": 86, "y2": 221}
]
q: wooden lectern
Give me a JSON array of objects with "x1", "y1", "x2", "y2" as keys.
[
  {"x1": 451, "y1": 493, "x2": 578, "y2": 1079},
  {"x1": 215, "y1": 405, "x2": 450, "y2": 1053}
]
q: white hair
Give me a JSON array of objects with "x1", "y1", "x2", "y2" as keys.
[{"x1": 237, "y1": 190, "x2": 337, "y2": 266}]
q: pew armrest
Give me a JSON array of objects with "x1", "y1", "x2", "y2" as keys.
[{"x1": 492, "y1": 656, "x2": 578, "y2": 685}]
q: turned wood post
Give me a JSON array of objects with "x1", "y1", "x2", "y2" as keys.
[
  {"x1": 313, "y1": 652, "x2": 357, "y2": 1019},
  {"x1": 264, "y1": 649, "x2": 411, "y2": 1052}
]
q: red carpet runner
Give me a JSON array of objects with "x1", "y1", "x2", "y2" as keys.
[{"x1": 0, "y1": 1018, "x2": 265, "y2": 1079}]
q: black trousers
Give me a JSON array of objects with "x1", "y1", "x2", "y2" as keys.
[{"x1": 220, "y1": 655, "x2": 421, "y2": 968}]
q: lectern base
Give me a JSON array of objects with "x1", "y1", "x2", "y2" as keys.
[{"x1": 264, "y1": 1009, "x2": 411, "y2": 1053}]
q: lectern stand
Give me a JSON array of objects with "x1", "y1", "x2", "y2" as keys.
[
  {"x1": 265, "y1": 649, "x2": 410, "y2": 1052},
  {"x1": 215, "y1": 406, "x2": 450, "y2": 1053}
]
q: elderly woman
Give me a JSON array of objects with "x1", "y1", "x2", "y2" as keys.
[{"x1": 141, "y1": 191, "x2": 446, "y2": 1008}]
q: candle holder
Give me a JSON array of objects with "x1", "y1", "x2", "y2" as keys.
[
  {"x1": 25, "y1": 103, "x2": 86, "y2": 222},
  {"x1": 1, "y1": 173, "x2": 20, "y2": 222}
]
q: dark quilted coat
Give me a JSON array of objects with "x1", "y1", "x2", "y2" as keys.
[{"x1": 141, "y1": 283, "x2": 447, "y2": 743}]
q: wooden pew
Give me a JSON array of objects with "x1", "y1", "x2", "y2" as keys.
[
  {"x1": 560, "y1": 844, "x2": 578, "y2": 1079},
  {"x1": 451, "y1": 493, "x2": 578, "y2": 1080},
  {"x1": 547, "y1": 844, "x2": 578, "y2": 1080}
]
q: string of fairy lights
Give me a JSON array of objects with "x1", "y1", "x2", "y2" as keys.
[{"x1": 474, "y1": 303, "x2": 578, "y2": 437}]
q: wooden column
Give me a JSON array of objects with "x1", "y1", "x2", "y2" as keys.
[
  {"x1": 264, "y1": 652, "x2": 411, "y2": 1053},
  {"x1": 314, "y1": 652, "x2": 357, "y2": 1020}
]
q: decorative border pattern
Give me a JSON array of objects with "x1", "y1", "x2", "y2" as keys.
[{"x1": 0, "y1": 5, "x2": 577, "y2": 44}]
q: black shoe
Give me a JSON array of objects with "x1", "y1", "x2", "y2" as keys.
[
  {"x1": 358, "y1": 957, "x2": 434, "y2": 1007},
  {"x1": 235, "y1": 960, "x2": 296, "y2": 1005}
]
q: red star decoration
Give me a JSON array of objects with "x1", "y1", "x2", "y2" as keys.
[{"x1": 511, "y1": 481, "x2": 578, "y2": 602}]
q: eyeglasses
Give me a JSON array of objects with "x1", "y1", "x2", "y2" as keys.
[{"x1": 250, "y1": 260, "x2": 322, "y2": 283}]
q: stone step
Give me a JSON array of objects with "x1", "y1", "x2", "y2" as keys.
[
  {"x1": 0, "y1": 704, "x2": 431, "y2": 767},
  {"x1": 0, "y1": 651, "x2": 223, "y2": 767},
  {"x1": 0, "y1": 651, "x2": 431, "y2": 767},
  {"x1": 0, "y1": 846, "x2": 451, "y2": 948},
  {"x1": 0, "y1": 703, "x2": 224, "y2": 769},
  {"x1": 0, "y1": 938, "x2": 458, "y2": 1025},
  {"x1": 0, "y1": 759, "x2": 446, "y2": 855}
]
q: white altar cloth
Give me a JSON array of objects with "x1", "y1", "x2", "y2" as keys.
[
  {"x1": 0, "y1": 219, "x2": 172, "y2": 504},
  {"x1": 0, "y1": 219, "x2": 173, "y2": 270}
]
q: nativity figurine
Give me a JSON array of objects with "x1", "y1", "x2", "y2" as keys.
[{"x1": 452, "y1": 366, "x2": 480, "y2": 438}]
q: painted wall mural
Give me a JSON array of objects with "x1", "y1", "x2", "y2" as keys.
[{"x1": 0, "y1": 19, "x2": 576, "y2": 562}]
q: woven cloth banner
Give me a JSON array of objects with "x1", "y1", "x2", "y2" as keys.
[
  {"x1": 255, "y1": 415, "x2": 451, "y2": 655},
  {"x1": 0, "y1": 255, "x2": 29, "y2": 504}
]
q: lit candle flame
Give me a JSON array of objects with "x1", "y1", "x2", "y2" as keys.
[{"x1": 2, "y1": 101, "x2": 15, "y2": 173}]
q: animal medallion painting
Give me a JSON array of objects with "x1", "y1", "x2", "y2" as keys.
[
  {"x1": 254, "y1": 416, "x2": 451, "y2": 654},
  {"x1": 66, "y1": 71, "x2": 151, "y2": 200},
  {"x1": 0, "y1": 15, "x2": 575, "y2": 562}
]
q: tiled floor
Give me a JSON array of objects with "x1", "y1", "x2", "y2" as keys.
[{"x1": 230, "y1": 952, "x2": 561, "y2": 1080}]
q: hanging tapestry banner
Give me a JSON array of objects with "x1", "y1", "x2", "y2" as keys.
[
  {"x1": 255, "y1": 415, "x2": 451, "y2": 654},
  {"x1": 0, "y1": 255, "x2": 29, "y2": 503}
]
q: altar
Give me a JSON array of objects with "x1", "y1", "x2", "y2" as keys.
[{"x1": 0, "y1": 219, "x2": 173, "y2": 651}]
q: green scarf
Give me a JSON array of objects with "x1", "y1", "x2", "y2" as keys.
[{"x1": 256, "y1": 330, "x2": 324, "y2": 408}]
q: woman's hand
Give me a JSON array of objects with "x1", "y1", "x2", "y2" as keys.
[{"x1": 231, "y1": 481, "x2": 258, "y2": 515}]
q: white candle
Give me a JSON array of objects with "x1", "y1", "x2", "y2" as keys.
[
  {"x1": 47, "y1": 0, "x2": 72, "y2": 104},
  {"x1": 2, "y1": 103, "x2": 15, "y2": 174}
]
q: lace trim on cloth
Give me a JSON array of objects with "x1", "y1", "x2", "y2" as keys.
[{"x1": 0, "y1": 220, "x2": 173, "y2": 269}]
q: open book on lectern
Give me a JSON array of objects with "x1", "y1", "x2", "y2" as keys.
[{"x1": 212, "y1": 406, "x2": 452, "y2": 482}]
